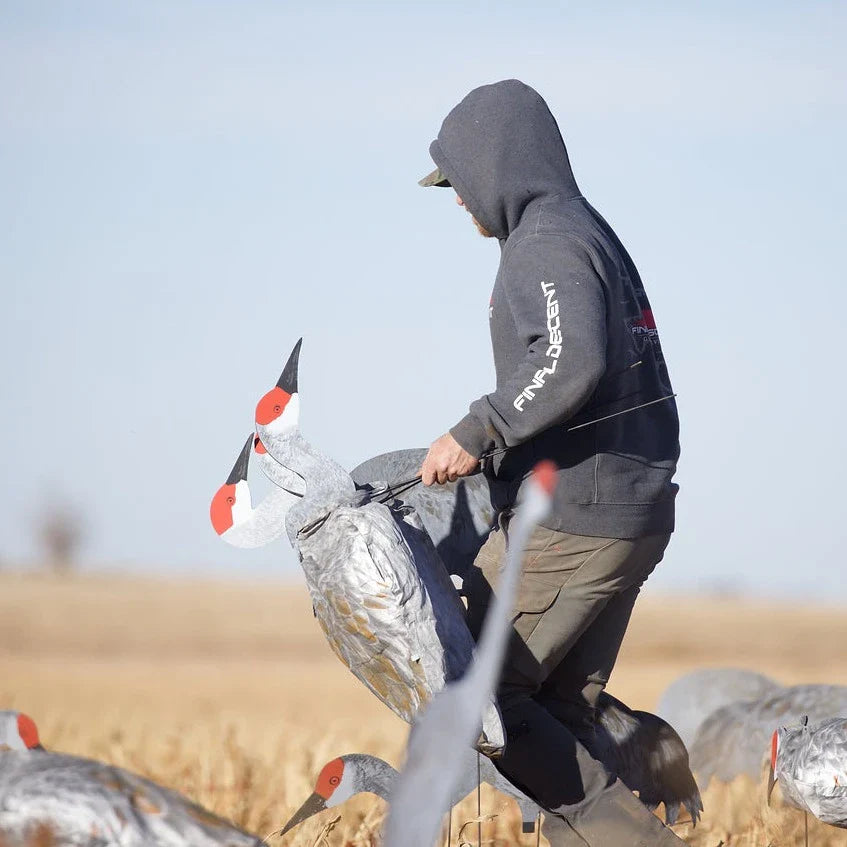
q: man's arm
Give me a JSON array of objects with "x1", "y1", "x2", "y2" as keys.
[
  {"x1": 458, "y1": 236, "x2": 608, "y2": 449},
  {"x1": 422, "y1": 236, "x2": 606, "y2": 485}
]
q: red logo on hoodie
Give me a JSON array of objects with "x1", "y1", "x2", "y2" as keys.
[{"x1": 631, "y1": 309, "x2": 657, "y2": 337}]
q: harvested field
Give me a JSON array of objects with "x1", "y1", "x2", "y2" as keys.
[{"x1": 2, "y1": 572, "x2": 847, "y2": 846}]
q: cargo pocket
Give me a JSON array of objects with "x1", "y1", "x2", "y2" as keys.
[{"x1": 512, "y1": 574, "x2": 562, "y2": 644}]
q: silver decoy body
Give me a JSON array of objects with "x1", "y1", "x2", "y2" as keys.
[
  {"x1": 685, "y1": 681, "x2": 847, "y2": 785},
  {"x1": 657, "y1": 667, "x2": 781, "y2": 749},
  {"x1": 0, "y1": 711, "x2": 262, "y2": 847},
  {"x1": 768, "y1": 717, "x2": 847, "y2": 828},
  {"x1": 212, "y1": 340, "x2": 504, "y2": 752}
]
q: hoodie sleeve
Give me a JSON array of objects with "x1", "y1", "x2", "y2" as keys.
[{"x1": 450, "y1": 236, "x2": 607, "y2": 456}]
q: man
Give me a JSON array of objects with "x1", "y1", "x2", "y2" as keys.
[{"x1": 419, "y1": 80, "x2": 683, "y2": 846}]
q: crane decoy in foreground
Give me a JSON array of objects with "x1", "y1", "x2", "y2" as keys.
[
  {"x1": 212, "y1": 340, "x2": 505, "y2": 753},
  {"x1": 657, "y1": 667, "x2": 781, "y2": 749},
  {"x1": 383, "y1": 464, "x2": 556, "y2": 847},
  {"x1": 768, "y1": 716, "x2": 847, "y2": 831},
  {"x1": 280, "y1": 752, "x2": 544, "y2": 838},
  {"x1": 683, "y1": 681, "x2": 847, "y2": 786},
  {"x1": 0, "y1": 711, "x2": 263, "y2": 847}
]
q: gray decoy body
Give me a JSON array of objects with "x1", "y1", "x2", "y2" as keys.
[
  {"x1": 770, "y1": 717, "x2": 847, "y2": 828},
  {"x1": 0, "y1": 712, "x2": 262, "y2": 847},
  {"x1": 657, "y1": 667, "x2": 781, "y2": 749},
  {"x1": 686, "y1": 681, "x2": 847, "y2": 785}
]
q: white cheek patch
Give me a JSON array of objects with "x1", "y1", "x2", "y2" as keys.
[
  {"x1": 0, "y1": 734, "x2": 25, "y2": 752},
  {"x1": 266, "y1": 393, "x2": 300, "y2": 435},
  {"x1": 330, "y1": 772, "x2": 356, "y2": 807},
  {"x1": 230, "y1": 480, "x2": 254, "y2": 527}
]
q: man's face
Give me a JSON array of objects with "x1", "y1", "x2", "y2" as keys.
[{"x1": 456, "y1": 194, "x2": 494, "y2": 238}]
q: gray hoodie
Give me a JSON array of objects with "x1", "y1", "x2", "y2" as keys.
[{"x1": 430, "y1": 79, "x2": 679, "y2": 538}]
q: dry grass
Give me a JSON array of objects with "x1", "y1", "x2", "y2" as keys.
[{"x1": 2, "y1": 571, "x2": 847, "y2": 846}]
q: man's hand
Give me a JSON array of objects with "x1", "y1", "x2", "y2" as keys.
[{"x1": 420, "y1": 433, "x2": 479, "y2": 486}]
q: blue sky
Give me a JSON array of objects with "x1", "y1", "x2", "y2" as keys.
[{"x1": 2, "y1": 1, "x2": 845, "y2": 596}]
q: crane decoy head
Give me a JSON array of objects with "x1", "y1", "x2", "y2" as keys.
[
  {"x1": 255, "y1": 338, "x2": 301, "y2": 439},
  {"x1": 281, "y1": 757, "x2": 353, "y2": 834},
  {"x1": 767, "y1": 728, "x2": 780, "y2": 803},
  {"x1": 767, "y1": 724, "x2": 794, "y2": 804},
  {"x1": 210, "y1": 435, "x2": 296, "y2": 547},
  {"x1": 210, "y1": 435, "x2": 253, "y2": 537},
  {"x1": 0, "y1": 711, "x2": 43, "y2": 752},
  {"x1": 281, "y1": 754, "x2": 396, "y2": 835}
]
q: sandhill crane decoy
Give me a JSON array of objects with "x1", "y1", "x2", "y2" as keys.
[
  {"x1": 768, "y1": 716, "x2": 847, "y2": 832},
  {"x1": 211, "y1": 340, "x2": 505, "y2": 753},
  {"x1": 686, "y1": 682, "x2": 847, "y2": 786},
  {"x1": 281, "y1": 691, "x2": 702, "y2": 841},
  {"x1": 384, "y1": 464, "x2": 556, "y2": 847},
  {"x1": 0, "y1": 711, "x2": 263, "y2": 847},
  {"x1": 280, "y1": 752, "x2": 544, "y2": 838},
  {"x1": 657, "y1": 667, "x2": 780, "y2": 749}
]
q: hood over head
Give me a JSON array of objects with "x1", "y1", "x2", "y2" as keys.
[{"x1": 428, "y1": 79, "x2": 580, "y2": 240}]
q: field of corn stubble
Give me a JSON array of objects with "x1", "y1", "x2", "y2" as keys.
[{"x1": 2, "y1": 571, "x2": 847, "y2": 846}]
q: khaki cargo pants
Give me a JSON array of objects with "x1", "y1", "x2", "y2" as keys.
[{"x1": 466, "y1": 522, "x2": 685, "y2": 846}]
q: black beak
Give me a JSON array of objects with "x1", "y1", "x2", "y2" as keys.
[
  {"x1": 767, "y1": 763, "x2": 777, "y2": 805},
  {"x1": 276, "y1": 338, "x2": 302, "y2": 394},
  {"x1": 225, "y1": 435, "x2": 253, "y2": 486},
  {"x1": 281, "y1": 791, "x2": 327, "y2": 835}
]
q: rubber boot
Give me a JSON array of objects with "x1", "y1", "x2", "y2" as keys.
[{"x1": 544, "y1": 779, "x2": 687, "y2": 847}]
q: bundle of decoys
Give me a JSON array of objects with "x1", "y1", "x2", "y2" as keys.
[{"x1": 210, "y1": 339, "x2": 703, "y2": 834}]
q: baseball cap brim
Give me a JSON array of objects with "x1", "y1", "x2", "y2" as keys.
[{"x1": 418, "y1": 166, "x2": 451, "y2": 188}]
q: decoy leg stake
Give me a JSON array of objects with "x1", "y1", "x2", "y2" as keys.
[{"x1": 477, "y1": 751, "x2": 482, "y2": 847}]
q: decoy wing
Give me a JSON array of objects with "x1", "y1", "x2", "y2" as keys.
[{"x1": 591, "y1": 693, "x2": 703, "y2": 825}]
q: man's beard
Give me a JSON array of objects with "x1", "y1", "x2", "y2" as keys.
[{"x1": 472, "y1": 217, "x2": 494, "y2": 238}]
